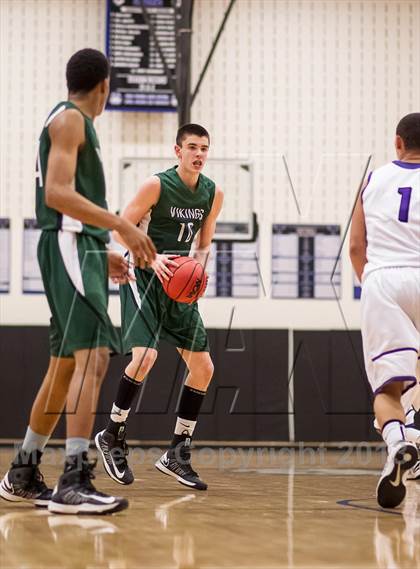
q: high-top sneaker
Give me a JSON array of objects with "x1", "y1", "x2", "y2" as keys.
[
  {"x1": 155, "y1": 441, "x2": 207, "y2": 491},
  {"x1": 95, "y1": 424, "x2": 134, "y2": 485},
  {"x1": 407, "y1": 434, "x2": 420, "y2": 481},
  {"x1": 377, "y1": 441, "x2": 418, "y2": 508},
  {"x1": 0, "y1": 450, "x2": 52, "y2": 508},
  {"x1": 48, "y1": 453, "x2": 128, "y2": 515}
]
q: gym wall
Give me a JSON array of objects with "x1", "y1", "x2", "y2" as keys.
[
  {"x1": 0, "y1": 326, "x2": 377, "y2": 443},
  {"x1": 1, "y1": 1, "x2": 418, "y2": 442},
  {"x1": 1, "y1": 0, "x2": 418, "y2": 329}
]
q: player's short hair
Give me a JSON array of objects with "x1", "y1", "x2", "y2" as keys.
[
  {"x1": 176, "y1": 124, "x2": 210, "y2": 146},
  {"x1": 396, "y1": 113, "x2": 420, "y2": 150},
  {"x1": 66, "y1": 48, "x2": 110, "y2": 94}
]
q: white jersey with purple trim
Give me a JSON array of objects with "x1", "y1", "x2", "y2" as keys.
[{"x1": 362, "y1": 160, "x2": 420, "y2": 279}]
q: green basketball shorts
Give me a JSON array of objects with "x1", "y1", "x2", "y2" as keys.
[
  {"x1": 37, "y1": 230, "x2": 120, "y2": 357},
  {"x1": 120, "y1": 268, "x2": 209, "y2": 353}
]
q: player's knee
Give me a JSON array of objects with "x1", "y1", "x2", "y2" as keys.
[
  {"x1": 129, "y1": 349, "x2": 157, "y2": 380},
  {"x1": 192, "y1": 358, "x2": 214, "y2": 388},
  {"x1": 95, "y1": 349, "x2": 110, "y2": 376},
  {"x1": 74, "y1": 348, "x2": 109, "y2": 371},
  {"x1": 204, "y1": 359, "x2": 214, "y2": 381},
  {"x1": 84, "y1": 349, "x2": 109, "y2": 382},
  {"x1": 49, "y1": 357, "x2": 75, "y2": 386},
  {"x1": 90, "y1": 350, "x2": 110, "y2": 388}
]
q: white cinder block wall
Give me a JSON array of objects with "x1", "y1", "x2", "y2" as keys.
[{"x1": 1, "y1": 0, "x2": 419, "y2": 329}]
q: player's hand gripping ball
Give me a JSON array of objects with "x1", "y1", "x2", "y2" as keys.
[{"x1": 162, "y1": 256, "x2": 208, "y2": 304}]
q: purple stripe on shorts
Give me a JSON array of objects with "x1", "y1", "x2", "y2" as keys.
[
  {"x1": 371, "y1": 347, "x2": 418, "y2": 362},
  {"x1": 392, "y1": 160, "x2": 420, "y2": 170},
  {"x1": 373, "y1": 375, "x2": 417, "y2": 397}
]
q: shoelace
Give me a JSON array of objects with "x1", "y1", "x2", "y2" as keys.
[
  {"x1": 79, "y1": 459, "x2": 98, "y2": 491},
  {"x1": 116, "y1": 428, "x2": 129, "y2": 458},
  {"x1": 31, "y1": 466, "x2": 48, "y2": 491},
  {"x1": 117, "y1": 436, "x2": 129, "y2": 457},
  {"x1": 179, "y1": 447, "x2": 198, "y2": 478}
]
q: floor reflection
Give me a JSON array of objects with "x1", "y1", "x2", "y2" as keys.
[
  {"x1": 0, "y1": 508, "x2": 124, "y2": 569},
  {"x1": 0, "y1": 449, "x2": 418, "y2": 569},
  {"x1": 374, "y1": 484, "x2": 419, "y2": 569},
  {"x1": 155, "y1": 494, "x2": 202, "y2": 568},
  {"x1": 155, "y1": 493, "x2": 197, "y2": 530}
]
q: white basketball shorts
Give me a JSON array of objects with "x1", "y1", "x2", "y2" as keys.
[{"x1": 361, "y1": 267, "x2": 420, "y2": 396}]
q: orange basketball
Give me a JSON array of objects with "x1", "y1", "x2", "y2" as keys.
[{"x1": 162, "y1": 256, "x2": 208, "y2": 304}]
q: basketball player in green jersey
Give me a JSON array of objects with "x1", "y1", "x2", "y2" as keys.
[
  {"x1": 96, "y1": 124, "x2": 223, "y2": 490},
  {"x1": 0, "y1": 49, "x2": 155, "y2": 514}
]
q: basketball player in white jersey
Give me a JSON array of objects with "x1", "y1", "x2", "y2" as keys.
[{"x1": 350, "y1": 113, "x2": 420, "y2": 508}]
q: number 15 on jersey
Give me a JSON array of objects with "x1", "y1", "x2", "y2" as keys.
[{"x1": 177, "y1": 222, "x2": 194, "y2": 242}]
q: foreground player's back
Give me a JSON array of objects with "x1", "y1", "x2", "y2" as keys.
[
  {"x1": 362, "y1": 160, "x2": 420, "y2": 277},
  {"x1": 36, "y1": 101, "x2": 108, "y2": 243}
]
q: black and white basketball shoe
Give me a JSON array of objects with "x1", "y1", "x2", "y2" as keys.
[
  {"x1": 48, "y1": 453, "x2": 128, "y2": 515},
  {"x1": 407, "y1": 436, "x2": 420, "y2": 481},
  {"x1": 95, "y1": 424, "x2": 134, "y2": 485},
  {"x1": 155, "y1": 441, "x2": 207, "y2": 491},
  {"x1": 376, "y1": 441, "x2": 418, "y2": 508},
  {"x1": 0, "y1": 450, "x2": 52, "y2": 508}
]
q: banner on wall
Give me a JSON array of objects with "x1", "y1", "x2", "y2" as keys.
[
  {"x1": 272, "y1": 224, "x2": 341, "y2": 299},
  {"x1": 205, "y1": 239, "x2": 260, "y2": 299},
  {"x1": 0, "y1": 218, "x2": 10, "y2": 293},
  {"x1": 23, "y1": 219, "x2": 44, "y2": 293},
  {"x1": 106, "y1": 0, "x2": 177, "y2": 112},
  {"x1": 199, "y1": 221, "x2": 260, "y2": 298}
]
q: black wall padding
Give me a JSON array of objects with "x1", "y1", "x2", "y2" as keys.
[
  {"x1": 293, "y1": 331, "x2": 381, "y2": 442},
  {"x1": 0, "y1": 327, "x2": 391, "y2": 442},
  {"x1": 0, "y1": 327, "x2": 289, "y2": 442}
]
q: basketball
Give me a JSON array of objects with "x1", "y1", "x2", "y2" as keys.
[{"x1": 162, "y1": 256, "x2": 208, "y2": 304}]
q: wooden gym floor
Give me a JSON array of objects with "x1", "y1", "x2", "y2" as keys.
[{"x1": 0, "y1": 446, "x2": 418, "y2": 569}]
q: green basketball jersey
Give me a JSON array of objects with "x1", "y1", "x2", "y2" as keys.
[
  {"x1": 35, "y1": 101, "x2": 109, "y2": 243},
  {"x1": 149, "y1": 166, "x2": 216, "y2": 254}
]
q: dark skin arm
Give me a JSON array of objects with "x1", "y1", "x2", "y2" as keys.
[
  {"x1": 45, "y1": 109, "x2": 156, "y2": 267},
  {"x1": 349, "y1": 190, "x2": 368, "y2": 282}
]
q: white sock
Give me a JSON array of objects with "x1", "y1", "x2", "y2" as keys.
[
  {"x1": 65, "y1": 437, "x2": 89, "y2": 456},
  {"x1": 405, "y1": 427, "x2": 420, "y2": 445},
  {"x1": 21, "y1": 426, "x2": 49, "y2": 454},
  {"x1": 174, "y1": 417, "x2": 197, "y2": 437},
  {"x1": 111, "y1": 403, "x2": 130, "y2": 423},
  {"x1": 382, "y1": 420, "x2": 406, "y2": 447}
]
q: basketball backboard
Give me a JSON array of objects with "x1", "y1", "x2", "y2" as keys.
[{"x1": 119, "y1": 158, "x2": 255, "y2": 241}]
